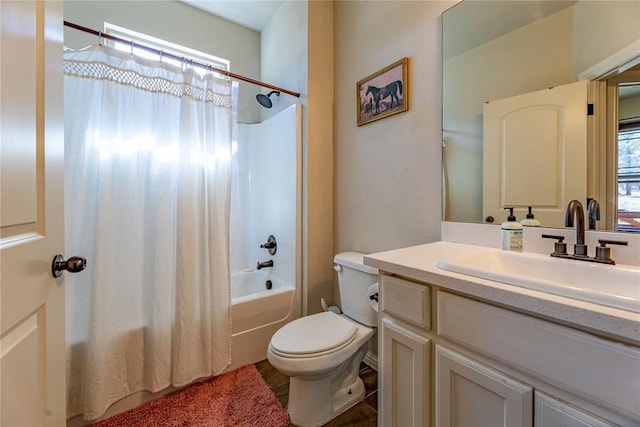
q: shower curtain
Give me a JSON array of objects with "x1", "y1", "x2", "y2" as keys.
[{"x1": 63, "y1": 44, "x2": 233, "y2": 421}]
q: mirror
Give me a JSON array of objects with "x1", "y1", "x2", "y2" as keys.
[{"x1": 442, "y1": 0, "x2": 640, "y2": 232}]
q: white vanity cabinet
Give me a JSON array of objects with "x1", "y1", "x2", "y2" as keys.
[
  {"x1": 376, "y1": 272, "x2": 640, "y2": 427},
  {"x1": 379, "y1": 275, "x2": 431, "y2": 426}
]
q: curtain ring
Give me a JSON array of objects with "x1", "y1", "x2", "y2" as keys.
[
  {"x1": 130, "y1": 40, "x2": 134, "y2": 56},
  {"x1": 159, "y1": 50, "x2": 163, "y2": 64},
  {"x1": 98, "y1": 31, "x2": 102, "y2": 46}
]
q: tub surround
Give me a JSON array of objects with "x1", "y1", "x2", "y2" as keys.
[
  {"x1": 229, "y1": 105, "x2": 302, "y2": 372},
  {"x1": 229, "y1": 271, "x2": 296, "y2": 371}
]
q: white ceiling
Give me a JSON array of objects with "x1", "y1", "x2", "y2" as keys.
[{"x1": 178, "y1": 0, "x2": 284, "y2": 32}]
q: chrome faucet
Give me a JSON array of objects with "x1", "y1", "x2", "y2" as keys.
[
  {"x1": 565, "y1": 199, "x2": 588, "y2": 257},
  {"x1": 256, "y1": 260, "x2": 273, "y2": 270},
  {"x1": 587, "y1": 198, "x2": 600, "y2": 230}
]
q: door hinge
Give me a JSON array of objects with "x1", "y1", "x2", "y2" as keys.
[{"x1": 587, "y1": 103, "x2": 594, "y2": 116}]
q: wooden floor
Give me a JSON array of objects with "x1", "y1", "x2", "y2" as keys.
[{"x1": 255, "y1": 359, "x2": 378, "y2": 427}]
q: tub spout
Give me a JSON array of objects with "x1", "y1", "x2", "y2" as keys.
[{"x1": 256, "y1": 260, "x2": 273, "y2": 270}]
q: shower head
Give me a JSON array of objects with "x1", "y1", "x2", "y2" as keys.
[{"x1": 256, "y1": 91, "x2": 280, "y2": 108}]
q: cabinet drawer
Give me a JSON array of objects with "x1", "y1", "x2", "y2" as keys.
[
  {"x1": 437, "y1": 291, "x2": 640, "y2": 420},
  {"x1": 381, "y1": 275, "x2": 431, "y2": 329}
]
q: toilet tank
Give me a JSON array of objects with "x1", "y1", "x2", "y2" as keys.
[{"x1": 334, "y1": 252, "x2": 378, "y2": 327}]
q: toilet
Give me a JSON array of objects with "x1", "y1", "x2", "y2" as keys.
[{"x1": 267, "y1": 252, "x2": 378, "y2": 427}]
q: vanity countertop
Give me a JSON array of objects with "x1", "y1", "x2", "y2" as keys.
[{"x1": 364, "y1": 241, "x2": 640, "y2": 345}]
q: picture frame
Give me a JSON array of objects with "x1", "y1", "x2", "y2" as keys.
[{"x1": 356, "y1": 57, "x2": 409, "y2": 126}]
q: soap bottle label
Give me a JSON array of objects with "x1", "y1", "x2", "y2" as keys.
[{"x1": 501, "y1": 229, "x2": 523, "y2": 252}]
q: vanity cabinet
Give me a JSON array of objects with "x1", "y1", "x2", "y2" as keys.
[
  {"x1": 377, "y1": 273, "x2": 640, "y2": 427},
  {"x1": 379, "y1": 274, "x2": 432, "y2": 426}
]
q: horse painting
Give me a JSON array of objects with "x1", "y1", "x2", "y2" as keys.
[{"x1": 365, "y1": 80, "x2": 403, "y2": 115}]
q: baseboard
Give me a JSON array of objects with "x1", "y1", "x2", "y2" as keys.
[{"x1": 363, "y1": 351, "x2": 378, "y2": 371}]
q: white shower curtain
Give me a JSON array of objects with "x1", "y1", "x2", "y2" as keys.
[{"x1": 63, "y1": 45, "x2": 233, "y2": 421}]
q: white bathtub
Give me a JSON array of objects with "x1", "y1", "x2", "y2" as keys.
[{"x1": 229, "y1": 271, "x2": 296, "y2": 370}]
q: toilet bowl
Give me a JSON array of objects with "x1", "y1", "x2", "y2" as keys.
[
  {"x1": 267, "y1": 252, "x2": 378, "y2": 427},
  {"x1": 267, "y1": 311, "x2": 374, "y2": 426}
]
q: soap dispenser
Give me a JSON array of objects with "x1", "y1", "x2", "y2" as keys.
[
  {"x1": 501, "y1": 207, "x2": 523, "y2": 252},
  {"x1": 521, "y1": 206, "x2": 541, "y2": 227}
]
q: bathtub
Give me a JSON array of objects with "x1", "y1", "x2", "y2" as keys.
[{"x1": 228, "y1": 271, "x2": 297, "y2": 370}]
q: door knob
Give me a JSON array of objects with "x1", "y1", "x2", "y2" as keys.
[{"x1": 51, "y1": 254, "x2": 87, "y2": 278}]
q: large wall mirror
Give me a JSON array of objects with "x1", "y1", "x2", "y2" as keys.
[{"x1": 442, "y1": 0, "x2": 640, "y2": 233}]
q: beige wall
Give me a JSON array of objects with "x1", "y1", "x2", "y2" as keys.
[
  {"x1": 306, "y1": 1, "x2": 335, "y2": 315},
  {"x1": 334, "y1": 1, "x2": 448, "y2": 261},
  {"x1": 63, "y1": 0, "x2": 261, "y2": 123},
  {"x1": 573, "y1": 0, "x2": 640, "y2": 77},
  {"x1": 262, "y1": 0, "x2": 334, "y2": 315},
  {"x1": 260, "y1": 1, "x2": 307, "y2": 121}
]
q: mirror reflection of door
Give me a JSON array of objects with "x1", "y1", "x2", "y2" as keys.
[
  {"x1": 482, "y1": 81, "x2": 588, "y2": 228},
  {"x1": 616, "y1": 65, "x2": 640, "y2": 232}
]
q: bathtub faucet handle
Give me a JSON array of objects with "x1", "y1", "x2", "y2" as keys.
[{"x1": 260, "y1": 235, "x2": 277, "y2": 255}]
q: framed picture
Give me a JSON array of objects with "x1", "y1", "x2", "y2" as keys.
[{"x1": 356, "y1": 57, "x2": 408, "y2": 126}]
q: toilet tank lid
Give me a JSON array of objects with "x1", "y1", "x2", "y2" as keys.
[{"x1": 334, "y1": 252, "x2": 378, "y2": 275}]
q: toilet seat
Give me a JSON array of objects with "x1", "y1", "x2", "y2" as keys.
[{"x1": 270, "y1": 311, "x2": 357, "y2": 358}]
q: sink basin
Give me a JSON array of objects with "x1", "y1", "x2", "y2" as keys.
[{"x1": 437, "y1": 249, "x2": 640, "y2": 313}]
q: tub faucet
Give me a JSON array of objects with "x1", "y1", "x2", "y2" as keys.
[
  {"x1": 587, "y1": 198, "x2": 600, "y2": 230},
  {"x1": 565, "y1": 199, "x2": 587, "y2": 257},
  {"x1": 256, "y1": 260, "x2": 273, "y2": 270}
]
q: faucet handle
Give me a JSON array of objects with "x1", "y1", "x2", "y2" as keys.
[
  {"x1": 595, "y1": 239, "x2": 628, "y2": 265},
  {"x1": 598, "y1": 239, "x2": 628, "y2": 247},
  {"x1": 542, "y1": 234, "x2": 567, "y2": 256},
  {"x1": 260, "y1": 235, "x2": 277, "y2": 255}
]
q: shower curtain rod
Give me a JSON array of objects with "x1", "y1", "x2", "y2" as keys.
[{"x1": 63, "y1": 21, "x2": 301, "y2": 98}]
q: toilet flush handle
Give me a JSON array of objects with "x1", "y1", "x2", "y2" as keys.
[{"x1": 333, "y1": 264, "x2": 342, "y2": 272}]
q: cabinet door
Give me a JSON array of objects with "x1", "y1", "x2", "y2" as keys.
[
  {"x1": 435, "y1": 345, "x2": 533, "y2": 427},
  {"x1": 535, "y1": 392, "x2": 616, "y2": 427},
  {"x1": 381, "y1": 318, "x2": 430, "y2": 427}
]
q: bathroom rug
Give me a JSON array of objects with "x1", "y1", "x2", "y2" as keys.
[{"x1": 91, "y1": 364, "x2": 290, "y2": 427}]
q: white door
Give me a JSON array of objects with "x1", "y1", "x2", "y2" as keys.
[
  {"x1": 380, "y1": 318, "x2": 430, "y2": 427},
  {"x1": 483, "y1": 81, "x2": 588, "y2": 227},
  {"x1": 1, "y1": 1, "x2": 67, "y2": 425},
  {"x1": 435, "y1": 345, "x2": 533, "y2": 427}
]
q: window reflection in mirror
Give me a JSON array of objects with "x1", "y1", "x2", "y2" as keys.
[{"x1": 618, "y1": 73, "x2": 640, "y2": 232}]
